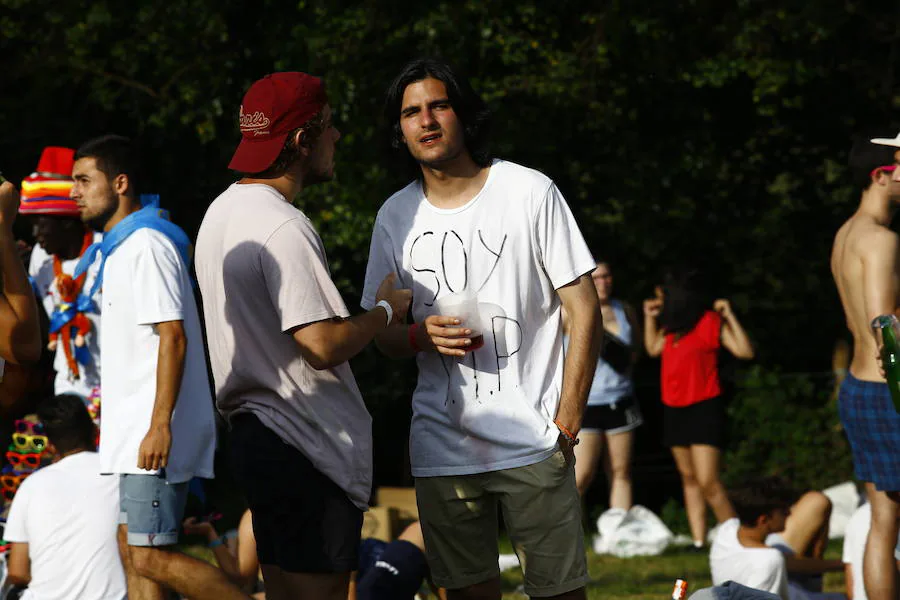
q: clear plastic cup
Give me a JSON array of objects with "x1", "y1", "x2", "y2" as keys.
[{"x1": 434, "y1": 291, "x2": 484, "y2": 351}]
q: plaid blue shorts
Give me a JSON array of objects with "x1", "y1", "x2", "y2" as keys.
[{"x1": 839, "y1": 373, "x2": 900, "y2": 492}]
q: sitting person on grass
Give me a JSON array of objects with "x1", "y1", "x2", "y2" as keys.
[
  {"x1": 710, "y1": 477, "x2": 845, "y2": 600},
  {"x1": 184, "y1": 509, "x2": 445, "y2": 600}
]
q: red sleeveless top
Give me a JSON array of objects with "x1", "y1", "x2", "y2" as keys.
[{"x1": 661, "y1": 311, "x2": 722, "y2": 407}]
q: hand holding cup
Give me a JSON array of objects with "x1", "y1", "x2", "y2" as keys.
[{"x1": 427, "y1": 291, "x2": 485, "y2": 357}]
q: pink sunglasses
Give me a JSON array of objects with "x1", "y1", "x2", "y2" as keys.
[{"x1": 870, "y1": 165, "x2": 898, "y2": 178}]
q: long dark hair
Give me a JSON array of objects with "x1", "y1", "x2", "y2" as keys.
[
  {"x1": 659, "y1": 266, "x2": 711, "y2": 335},
  {"x1": 382, "y1": 58, "x2": 492, "y2": 178}
]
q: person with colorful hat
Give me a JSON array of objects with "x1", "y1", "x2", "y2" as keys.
[
  {"x1": 195, "y1": 72, "x2": 411, "y2": 599},
  {"x1": 20, "y1": 146, "x2": 103, "y2": 407}
]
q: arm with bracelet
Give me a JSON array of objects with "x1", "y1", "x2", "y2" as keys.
[
  {"x1": 362, "y1": 219, "x2": 474, "y2": 359},
  {"x1": 291, "y1": 274, "x2": 411, "y2": 370},
  {"x1": 372, "y1": 315, "x2": 473, "y2": 358},
  {"x1": 251, "y1": 216, "x2": 412, "y2": 371},
  {"x1": 554, "y1": 274, "x2": 603, "y2": 456}
]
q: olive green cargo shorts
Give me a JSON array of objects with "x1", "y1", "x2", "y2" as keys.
[{"x1": 415, "y1": 450, "x2": 589, "y2": 597}]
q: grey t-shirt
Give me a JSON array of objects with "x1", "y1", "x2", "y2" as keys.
[{"x1": 196, "y1": 183, "x2": 372, "y2": 509}]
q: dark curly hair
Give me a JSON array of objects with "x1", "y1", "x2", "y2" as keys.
[
  {"x1": 728, "y1": 476, "x2": 798, "y2": 526},
  {"x1": 74, "y1": 134, "x2": 142, "y2": 196},
  {"x1": 36, "y1": 394, "x2": 96, "y2": 454},
  {"x1": 383, "y1": 58, "x2": 492, "y2": 178}
]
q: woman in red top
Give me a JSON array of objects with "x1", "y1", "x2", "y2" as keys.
[{"x1": 644, "y1": 268, "x2": 754, "y2": 549}]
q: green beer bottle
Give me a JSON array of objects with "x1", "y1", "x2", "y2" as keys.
[{"x1": 872, "y1": 314, "x2": 900, "y2": 412}]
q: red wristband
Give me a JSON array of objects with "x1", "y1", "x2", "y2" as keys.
[{"x1": 408, "y1": 323, "x2": 422, "y2": 353}]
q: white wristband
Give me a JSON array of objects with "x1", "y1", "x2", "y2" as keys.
[{"x1": 375, "y1": 300, "x2": 393, "y2": 327}]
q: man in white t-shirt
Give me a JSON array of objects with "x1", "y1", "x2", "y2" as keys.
[
  {"x1": 72, "y1": 135, "x2": 245, "y2": 600},
  {"x1": 711, "y1": 478, "x2": 844, "y2": 600},
  {"x1": 842, "y1": 503, "x2": 900, "y2": 600},
  {"x1": 195, "y1": 73, "x2": 410, "y2": 599},
  {"x1": 361, "y1": 58, "x2": 602, "y2": 599},
  {"x1": 20, "y1": 146, "x2": 103, "y2": 404},
  {"x1": 5, "y1": 393, "x2": 125, "y2": 599}
]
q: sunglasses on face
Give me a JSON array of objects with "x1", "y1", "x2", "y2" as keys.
[
  {"x1": 870, "y1": 165, "x2": 898, "y2": 178},
  {"x1": 5, "y1": 452, "x2": 41, "y2": 470},
  {"x1": 14, "y1": 420, "x2": 43, "y2": 435},
  {"x1": 11, "y1": 434, "x2": 47, "y2": 453}
]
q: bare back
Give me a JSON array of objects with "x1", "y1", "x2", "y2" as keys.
[{"x1": 831, "y1": 212, "x2": 900, "y2": 381}]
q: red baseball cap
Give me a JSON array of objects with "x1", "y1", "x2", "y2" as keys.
[{"x1": 228, "y1": 72, "x2": 328, "y2": 174}]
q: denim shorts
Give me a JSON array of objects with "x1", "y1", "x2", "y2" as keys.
[{"x1": 119, "y1": 473, "x2": 189, "y2": 547}]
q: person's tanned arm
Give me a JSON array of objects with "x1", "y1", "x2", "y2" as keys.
[
  {"x1": 373, "y1": 314, "x2": 473, "y2": 359},
  {"x1": 643, "y1": 298, "x2": 665, "y2": 357},
  {"x1": 7, "y1": 542, "x2": 31, "y2": 586},
  {"x1": 137, "y1": 320, "x2": 186, "y2": 470},
  {"x1": 292, "y1": 273, "x2": 412, "y2": 370},
  {"x1": 716, "y1": 299, "x2": 755, "y2": 360},
  {"x1": 0, "y1": 182, "x2": 41, "y2": 364},
  {"x1": 555, "y1": 274, "x2": 603, "y2": 455},
  {"x1": 783, "y1": 556, "x2": 843, "y2": 575}
]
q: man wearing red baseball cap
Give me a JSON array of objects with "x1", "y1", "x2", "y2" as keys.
[{"x1": 196, "y1": 72, "x2": 410, "y2": 599}]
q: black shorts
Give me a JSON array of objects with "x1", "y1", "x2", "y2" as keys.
[
  {"x1": 356, "y1": 539, "x2": 428, "y2": 600},
  {"x1": 662, "y1": 396, "x2": 728, "y2": 449},
  {"x1": 581, "y1": 395, "x2": 643, "y2": 434},
  {"x1": 229, "y1": 413, "x2": 363, "y2": 573}
]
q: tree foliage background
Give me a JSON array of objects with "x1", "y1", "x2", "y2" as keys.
[{"x1": 3, "y1": 0, "x2": 899, "y2": 504}]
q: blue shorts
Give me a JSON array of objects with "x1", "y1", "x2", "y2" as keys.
[
  {"x1": 839, "y1": 373, "x2": 900, "y2": 492},
  {"x1": 119, "y1": 473, "x2": 189, "y2": 547}
]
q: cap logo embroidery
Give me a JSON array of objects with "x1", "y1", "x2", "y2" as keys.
[{"x1": 239, "y1": 106, "x2": 271, "y2": 136}]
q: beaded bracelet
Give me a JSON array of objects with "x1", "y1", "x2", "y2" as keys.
[{"x1": 554, "y1": 419, "x2": 580, "y2": 446}]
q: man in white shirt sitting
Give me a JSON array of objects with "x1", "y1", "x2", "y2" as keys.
[
  {"x1": 710, "y1": 478, "x2": 844, "y2": 600},
  {"x1": 4, "y1": 394, "x2": 126, "y2": 599}
]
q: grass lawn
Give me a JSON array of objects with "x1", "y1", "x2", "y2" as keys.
[
  {"x1": 496, "y1": 539, "x2": 847, "y2": 599},
  {"x1": 184, "y1": 538, "x2": 847, "y2": 599}
]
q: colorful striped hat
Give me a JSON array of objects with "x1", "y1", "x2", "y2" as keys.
[{"x1": 20, "y1": 147, "x2": 78, "y2": 217}]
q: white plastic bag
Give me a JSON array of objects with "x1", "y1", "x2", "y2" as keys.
[
  {"x1": 822, "y1": 481, "x2": 861, "y2": 539},
  {"x1": 593, "y1": 505, "x2": 674, "y2": 558}
]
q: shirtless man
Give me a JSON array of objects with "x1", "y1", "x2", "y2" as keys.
[{"x1": 831, "y1": 130, "x2": 900, "y2": 600}]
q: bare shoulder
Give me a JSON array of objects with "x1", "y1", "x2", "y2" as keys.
[
  {"x1": 857, "y1": 221, "x2": 900, "y2": 259},
  {"x1": 835, "y1": 215, "x2": 899, "y2": 261}
]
